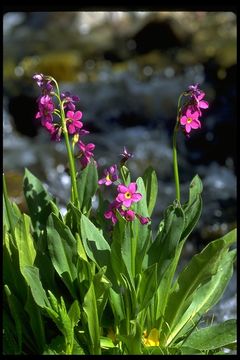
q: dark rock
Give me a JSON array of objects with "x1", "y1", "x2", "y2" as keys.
[
  {"x1": 8, "y1": 94, "x2": 39, "y2": 137},
  {"x1": 133, "y1": 20, "x2": 183, "y2": 54}
]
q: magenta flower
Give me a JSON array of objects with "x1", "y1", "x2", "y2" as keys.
[
  {"x1": 123, "y1": 209, "x2": 136, "y2": 222},
  {"x1": 66, "y1": 110, "x2": 83, "y2": 134},
  {"x1": 41, "y1": 122, "x2": 61, "y2": 142},
  {"x1": 116, "y1": 182, "x2": 142, "y2": 208},
  {"x1": 180, "y1": 108, "x2": 201, "y2": 134},
  {"x1": 61, "y1": 91, "x2": 80, "y2": 111},
  {"x1": 77, "y1": 140, "x2": 95, "y2": 168},
  {"x1": 136, "y1": 214, "x2": 151, "y2": 225},
  {"x1": 33, "y1": 73, "x2": 53, "y2": 93},
  {"x1": 188, "y1": 83, "x2": 209, "y2": 115},
  {"x1": 104, "y1": 200, "x2": 121, "y2": 224},
  {"x1": 35, "y1": 95, "x2": 55, "y2": 124},
  {"x1": 98, "y1": 164, "x2": 119, "y2": 186}
]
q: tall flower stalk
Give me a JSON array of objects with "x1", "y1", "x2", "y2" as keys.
[
  {"x1": 33, "y1": 74, "x2": 96, "y2": 209},
  {"x1": 173, "y1": 84, "x2": 209, "y2": 202},
  {"x1": 52, "y1": 78, "x2": 79, "y2": 207}
]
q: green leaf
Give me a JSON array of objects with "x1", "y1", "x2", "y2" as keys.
[
  {"x1": 164, "y1": 246, "x2": 236, "y2": 346},
  {"x1": 14, "y1": 214, "x2": 36, "y2": 272},
  {"x1": 93, "y1": 267, "x2": 111, "y2": 321},
  {"x1": 80, "y1": 214, "x2": 111, "y2": 270},
  {"x1": 23, "y1": 169, "x2": 53, "y2": 232},
  {"x1": 108, "y1": 288, "x2": 125, "y2": 324},
  {"x1": 148, "y1": 202, "x2": 185, "y2": 284},
  {"x1": 181, "y1": 175, "x2": 203, "y2": 241},
  {"x1": 83, "y1": 282, "x2": 101, "y2": 354},
  {"x1": 68, "y1": 300, "x2": 81, "y2": 327},
  {"x1": 137, "y1": 263, "x2": 157, "y2": 312},
  {"x1": 76, "y1": 159, "x2": 98, "y2": 214},
  {"x1": 44, "y1": 291, "x2": 74, "y2": 354},
  {"x1": 143, "y1": 166, "x2": 158, "y2": 216},
  {"x1": 22, "y1": 266, "x2": 50, "y2": 308},
  {"x1": 183, "y1": 319, "x2": 237, "y2": 351},
  {"x1": 43, "y1": 335, "x2": 85, "y2": 355},
  {"x1": 47, "y1": 214, "x2": 78, "y2": 298},
  {"x1": 24, "y1": 288, "x2": 46, "y2": 353},
  {"x1": 132, "y1": 177, "x2": 152, "y2": 273},
  {"x1": 4, "y1": 285, "x2": 23, "y2": 354}
]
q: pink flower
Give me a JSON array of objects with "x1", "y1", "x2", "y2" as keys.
[
  {"x1": 188, "y1": 83, "x2": 209, "y2": 115},
  {"x1": 33, "y1": 73, "x2": 53, "y2": 93},
  {"x1": 104, "y1": 200, "x2": 121, "y2": 224},
  {"x1": 98, "y1": 164, "x2": 119, "y2": 186},
  {"x1": 61, "y1": 91, "x2": 80, "y2": 111},
  {"x1": 136, "y1": 214, "x2": 151, "y2": 225},
  {"x1": 66, "y1": 110, "x2": 83, "y2": 135},
  {"x1": 180, "y1": 108, "x2": 201, "y2": 134},
  {"x1": 116, "y1": 182, "x2": 142, "y2": 208},
  {"x1": 77, "y1": 140, "x2": 95, "y2": 168},
  {"x1": 122, "y1": 209, "x2": 136, "y2": 221},
  {"x1": 35, "y1": 95, "x2": 55, "y2": 123}
]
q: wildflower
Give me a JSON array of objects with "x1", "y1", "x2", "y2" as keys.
[
  {"x1": 180, "y1": 108, "x2": 201, "y2": 134},
  {"x1": 61, "y1": 91, "x2": 80, "y2": 111},
  {"x1": 188, "y1": 83, "x2": 209, "y2": 115},
  {"x1": 33, "y1": 73, "x2": 53, "y2": 94},
  {"x1": 104, "y1": 200, "x2": 121, "y2": 224},
  {"x1": 77, "y1": 140, "x2": 95, "y2": 168},
  {"x1": 136, "y1": 214, "x2": 151, "y2": 225},
  {"x1": 66, "y1": 110, "x2": 83, "y2": 135},
  {"x1": 122, "y1": 209, "x2": 136, "y2": 221},
  {"x1": 35, "y1": 95, "x2": 55, "y2": 124},
  {"x1": 120, "y1": 146, "x2": 133, "y2": 166},
  {"x1": 98, "y1": 164, "x2": 119, "y2": 186},
  {"x1": 143, "y1": 328, "x2": 160, "y2": 347},
  {"x1": 116, "y1": 182, "x2": 142, "y2": 208}
]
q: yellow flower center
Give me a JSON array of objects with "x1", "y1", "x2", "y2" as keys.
[
  {"x1": 125, "y1": 192, "x2": 131, "y2": 199},
  {"x1": 187, "y1": 117, "x2": 192, "y2": 123},
  {"x1": 143, "y1": 328, "x2": 160, "y2": 347},
  {"x1": 106, "y1": 174, "x2": 111, "y2": 181}
]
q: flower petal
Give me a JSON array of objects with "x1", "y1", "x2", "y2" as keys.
[
  {"x1": 73, "y1": 111, "x2": 83, "y2": 121},
  {"x1": 122, "y1": 199, "x2": 132, "y2": 208},
  {"x1": 73, "y1": 120, "x2": 83, "y2": 129},
  {"x1": 66, "y1": 110, "x2": 74, "y2": 119},
  {"x1": 128, "y1": 182, "x2": 137, "y2": 193},
  {"x1": 199, "y1": 100, "x2": 209, "y2": 109},
  {"x1": 185, "y1": 124, "x2": 192, "y2": 133},
  {"x1": 180, "y1": 115, "x2": 187, "y2": 125},
  {"x1": 117, "y1": 184, "x2": 128, "y2": 193},
  {"x1": 132, "y1": 193, "x2": 142, "y2": 202},
  {"x1": 68, "y1": 124, "x2": 75, "y2": 134}
]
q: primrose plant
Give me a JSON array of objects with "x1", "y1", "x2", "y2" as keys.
[{"x1": 3, "y1": 74, "x2": 236, "y2": 355}]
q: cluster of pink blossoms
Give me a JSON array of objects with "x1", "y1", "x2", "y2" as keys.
[
  {"x1": 33, "y1": 74, "x2": 95, "y2": 168},
  {"x1": 180, "y1": 83, "x2": 209, "y2": 135},
  {"x1": 98, "y1": 150, "x2": 150, "y2": 225}
]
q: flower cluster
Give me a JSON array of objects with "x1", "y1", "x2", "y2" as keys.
[
  {"x1": 180, "y1": 83, "x2": 209, "y2": 135},
  {"x1": 98, "y1": 152, "x2": 150, "y2": 225},
  {"x1": 33, "y1": 73, "x2": 95, "y2": 168}
]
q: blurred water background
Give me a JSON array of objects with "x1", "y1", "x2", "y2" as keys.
[{"x1": 3, "y1": 11, "x2": 237, "y2": 334}]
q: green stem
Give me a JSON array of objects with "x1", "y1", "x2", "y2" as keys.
[
  {"x1": 173, "y1": 124, "x2": 180, "y2": 202},
  {"x1": 172, "y1": 93, "x2": 185, "y2": 203},
  {"x1": 52, "y1": 78, "x2": 79, "y2": 208}
]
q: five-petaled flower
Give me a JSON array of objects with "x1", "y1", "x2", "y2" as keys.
[
  {"x1": 98, "y1": 164, "x2": 119, "y2": 186},
  {"x1": 116, "y1": 182, "x2": 142, "y2": 208},
  {"x1": 77, "y1": 140, "x2": 95, "y2": 169},
  {"x1": 66, "y1": 110, "x2": 83, "y2": 134},
  {"x1": 180, "y1": 109, "x2": 201, "y2": 134}
]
